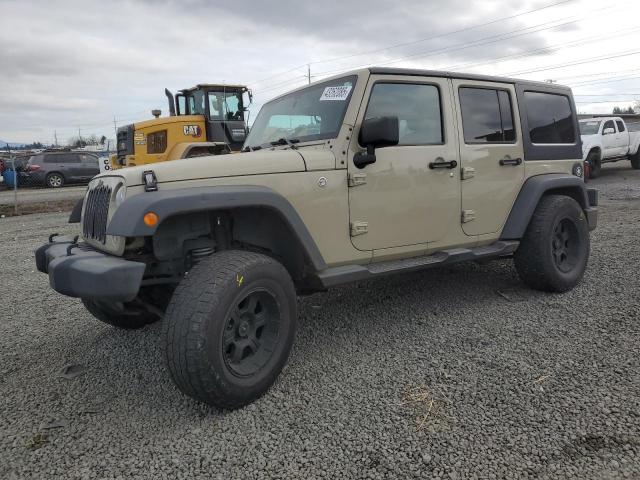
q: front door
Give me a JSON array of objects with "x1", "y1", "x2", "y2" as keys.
[
  {"x1": 452, "y1": 80, "x2": 525, "y2": 236},
  {"x1": 601, "y1": 119, "x2": 618, "y2": 158},
  {"x1": 348, "y1": 75, "x2": 460, "y2": 251}
]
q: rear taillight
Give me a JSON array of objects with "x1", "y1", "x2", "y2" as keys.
[{"x1": 28, "y1": 164, "x2": 42, "y2": 172}]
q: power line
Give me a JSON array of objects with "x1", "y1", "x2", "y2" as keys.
[
  {"x1": 252, "y1": 2, "x2": 622, "y2": 98},
  {"x1": 247, "y1": 0, "x2": 576, "y2": 86},
  {"x1": 444, "y1": 26, "x2": 640, "y2": 74},
  {"x1": 574, "y1": 93, "x2": 640, "y2": 96},
  {"x1": 313, "y1": 3, "x2": 622, "y2": 78},
  {"x1": 571, "y1": 74, "x2": 640, "y2": 87},
  {"x1": 504, "y1": 49, "x2": 640, "y2": 76}
]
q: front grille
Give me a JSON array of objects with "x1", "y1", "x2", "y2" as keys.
[{"x1": 82, "y1": 184, "x2": 112, "y2": 243}]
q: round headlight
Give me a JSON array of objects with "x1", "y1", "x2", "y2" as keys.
[{"x1": 115, "y1": 185, "x2": 126, "y2": 206}]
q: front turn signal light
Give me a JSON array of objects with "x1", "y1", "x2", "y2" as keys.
[{"x1": 143, "y1": 212, "x2": 159, "y2": 227}]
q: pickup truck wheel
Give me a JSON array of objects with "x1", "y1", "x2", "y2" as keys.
[
  {"x1": 587, "y1": 152, "x2": 601, "y2": 178},
  {"x1": 81, "y1": 298, "x2": 161, "y2": 329},
  {"x1": 514, "y1": 195, "x2": 589, "y2": 293},
  {"x1": 630, "y1": 152, "x2": 640, "y2": 170},
  {"x1": 163, "y1": 251, "x2": 297, "y2": 409}
]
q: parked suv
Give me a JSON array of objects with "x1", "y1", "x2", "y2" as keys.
[
  {"x1": 36, "y1": 67, "x2": 597, "y2": 409},
  {"x1": 24, "y1": 151, "x2": 100, "y2": 188}
]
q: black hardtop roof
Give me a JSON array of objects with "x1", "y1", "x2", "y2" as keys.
[
  {"x1": 179, "y1": 84, "x2": 248, "y2": 94},
  {"x1": 367, "y1": 67, "x2": 573, "y2": 92}
]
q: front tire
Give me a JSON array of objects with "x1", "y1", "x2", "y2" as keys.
[
  {"x1": 587, "y1": 151, "x2": 601, "y2": 178},
  {"x1": 514, "y1": 195, "x2": 590, "y2": 292},
  {"x1": 163, "y1": 251, "x2": 297, "y2": 409}
]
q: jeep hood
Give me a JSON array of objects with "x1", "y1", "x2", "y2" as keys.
[{"x1": 110, "y1": 149, "x2": 326, "y2": 187}]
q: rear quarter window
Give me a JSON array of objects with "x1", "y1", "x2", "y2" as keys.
[{"x1": 524, "y1": 91, "x2": 576, "y2": 144}]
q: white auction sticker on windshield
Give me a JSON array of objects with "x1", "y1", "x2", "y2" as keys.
[{"x1": 320, "y1": 85, "x2": 352, "y2": 101}]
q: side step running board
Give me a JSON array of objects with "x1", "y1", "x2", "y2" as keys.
[{"x1": 316, "y1": 240, "x2": 519, "y2": 288}]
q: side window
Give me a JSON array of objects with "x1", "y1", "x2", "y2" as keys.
[
  {"x1": 80, "y1": 154, "x2": 98, "y2": 165},
  {"x1": 459, "y1": 87, "x2": 516, "y2": 143},
  {"x1": 523, "y1": 91, "x2": 576, "y2": 144},
  {"x1": 603, "y1": 120, "x2": 615, "y2": 134},
  {"x1": 176, "y1": 95, "x2": 186, "y2": 115},
  {"x1": 616, "y1": 120, "x2": 626, "y2": 132},
  {"x1": 43, "y1": 155, "x2": 59, "y2": 164},
  {"x1": 364, "y1": 83, "x2": 443, "y2": 145},
  {"x1": 65, "y1": 154, "x2": 81, "y2": 164},
  {"x1": 208, "y1": 93, "x2": 223, "y2": 120}
]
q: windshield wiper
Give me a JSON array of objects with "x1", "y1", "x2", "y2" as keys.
[
  {"x1": 270, "y1": 138, "x2": 300, "y2": 149},
  {"x1": 242, "y1": 145, "x2": 262, "y2": 152}
]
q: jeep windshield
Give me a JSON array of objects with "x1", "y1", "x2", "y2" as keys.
[
  {"x1": 244, "y1": 75, "x2": 357, "y2": 149},
  {"x1": 579, "y1": 120, "x2": 601, "y2": 135}
]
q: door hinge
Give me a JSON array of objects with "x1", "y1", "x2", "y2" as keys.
[
  {"x1": 461, "y1": 210, "x2": 476, "y2": 223},
  {"x1": 461, "y1": 167, "x2": 475, "y2": 180},
  {"x1": 350, "y1": 221, "x2": 369, "y2": 236},
  {"x1": 348, "y1": 172, "x2": 367, "y2": 187}
]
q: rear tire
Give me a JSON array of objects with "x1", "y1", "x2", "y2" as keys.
[
  {"x1": 163, "y1": 251, "x2": 297, "y2": 409},
  {"x1": 630, "y1": 152, "x2": 640, "y2": 170},
  {"x1": 514, "y1": 195, "x2": 590, "y2": 293},
  {"x1": 46, "y1": 172, "x2": 65, "y2": 188},
  {"x1": 587, "y1": 151, "x2": 601, "y2": 178}
]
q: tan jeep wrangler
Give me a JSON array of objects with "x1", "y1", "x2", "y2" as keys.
[{"x1": 36, "y1": 67, "x2": 597, "y2": 409}]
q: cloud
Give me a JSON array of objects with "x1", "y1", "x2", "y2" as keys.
[{"x1": 0, "y1": 0, "x2": 638, "y2": 142}]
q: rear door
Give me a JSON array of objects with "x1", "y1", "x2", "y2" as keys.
[
  {"x1": 615, "y1": 119, "x2": 630, "y2": 155},
  {"x1": 348, "y1": 75, "x2": 460, "y2": 251},
  {"x1": 452, "y1": 80, "x2": 525, "y2": 236},
  {"x1": 79, "y1": 154, "x2": 100, "y2": 180}
]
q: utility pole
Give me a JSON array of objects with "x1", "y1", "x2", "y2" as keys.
[
  {"x1": 54, "y1": 130, "x2": 58, "y2": 147},
  {"x1": 113, "y1": 116, "x2": 118, "y2": 139},
  {"x1": 307, "y1": 64, "x2": 311, "y2": 85}
]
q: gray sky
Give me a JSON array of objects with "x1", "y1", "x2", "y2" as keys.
[{"x1": 1, "y1": 0, "x2": 639, "y2": 144}]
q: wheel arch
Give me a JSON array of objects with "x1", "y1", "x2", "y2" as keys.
[
  {"x1": 46, "y1": 171, "x2": 65, "y2": 180},
  {"x1": 501, "y1": 174, "x2": 593, "y2": 240},
  {"x1": 106, "y1": 186, "x2": 327, "y2": 279},
  {"x1": 587, "y1": 146, "x2": 601, "y2": 159}
]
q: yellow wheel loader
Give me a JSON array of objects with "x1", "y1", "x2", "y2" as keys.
[{"x1": 112, "y1": 84, "x2": 251, "y2": 168}]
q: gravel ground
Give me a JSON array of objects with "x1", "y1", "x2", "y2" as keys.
[
  {"x1": 0, "y1": 185, "x2": 85, "y2": 206},
  {"x1": 1, "y1": 162, "x2": 639, "y2": 479}
]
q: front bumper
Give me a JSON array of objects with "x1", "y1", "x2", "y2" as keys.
[{"x1": 35, "y1": 235, "x2": 145, "y2": 302}]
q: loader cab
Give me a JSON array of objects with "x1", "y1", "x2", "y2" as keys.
[{"x1": 174, "y1": 84, "x2": 251, "y2": 151}]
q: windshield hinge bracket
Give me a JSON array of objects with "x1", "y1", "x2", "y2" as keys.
[
  {"x1": 350, "y1": 221, "x2": 369, "y2": 236},
  {"x1": 348, "y1": 173, "x2": 367, "y2": 187}
]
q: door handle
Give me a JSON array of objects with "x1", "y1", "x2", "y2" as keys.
[
  {"x1": 429, "y1": 159, "x2": 458, "y2": 169},
  {"x1": 499, "y1": 157, "x2": 522, "y2": 166}
]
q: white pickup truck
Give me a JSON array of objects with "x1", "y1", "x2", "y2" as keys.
[{"x1": 580, "y1": 116, "x2": 640, "y2": 178}]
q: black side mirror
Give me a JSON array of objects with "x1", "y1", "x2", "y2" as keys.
[{"x1": 354, "y1": 116, "x2": 399, "y2": 169}]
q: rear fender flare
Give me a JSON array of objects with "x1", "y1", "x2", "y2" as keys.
[{"x1": 501, "y1": 174, "x2": 592, "y2": 239}]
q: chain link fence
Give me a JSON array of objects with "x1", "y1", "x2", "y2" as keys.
[{"x1": 0, "y1": 151, "x2": 112, "y2": 217}]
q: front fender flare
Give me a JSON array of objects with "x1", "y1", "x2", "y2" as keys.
[{"x1": 106, "y1": 185, "x2": 327, "y2": 271}]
